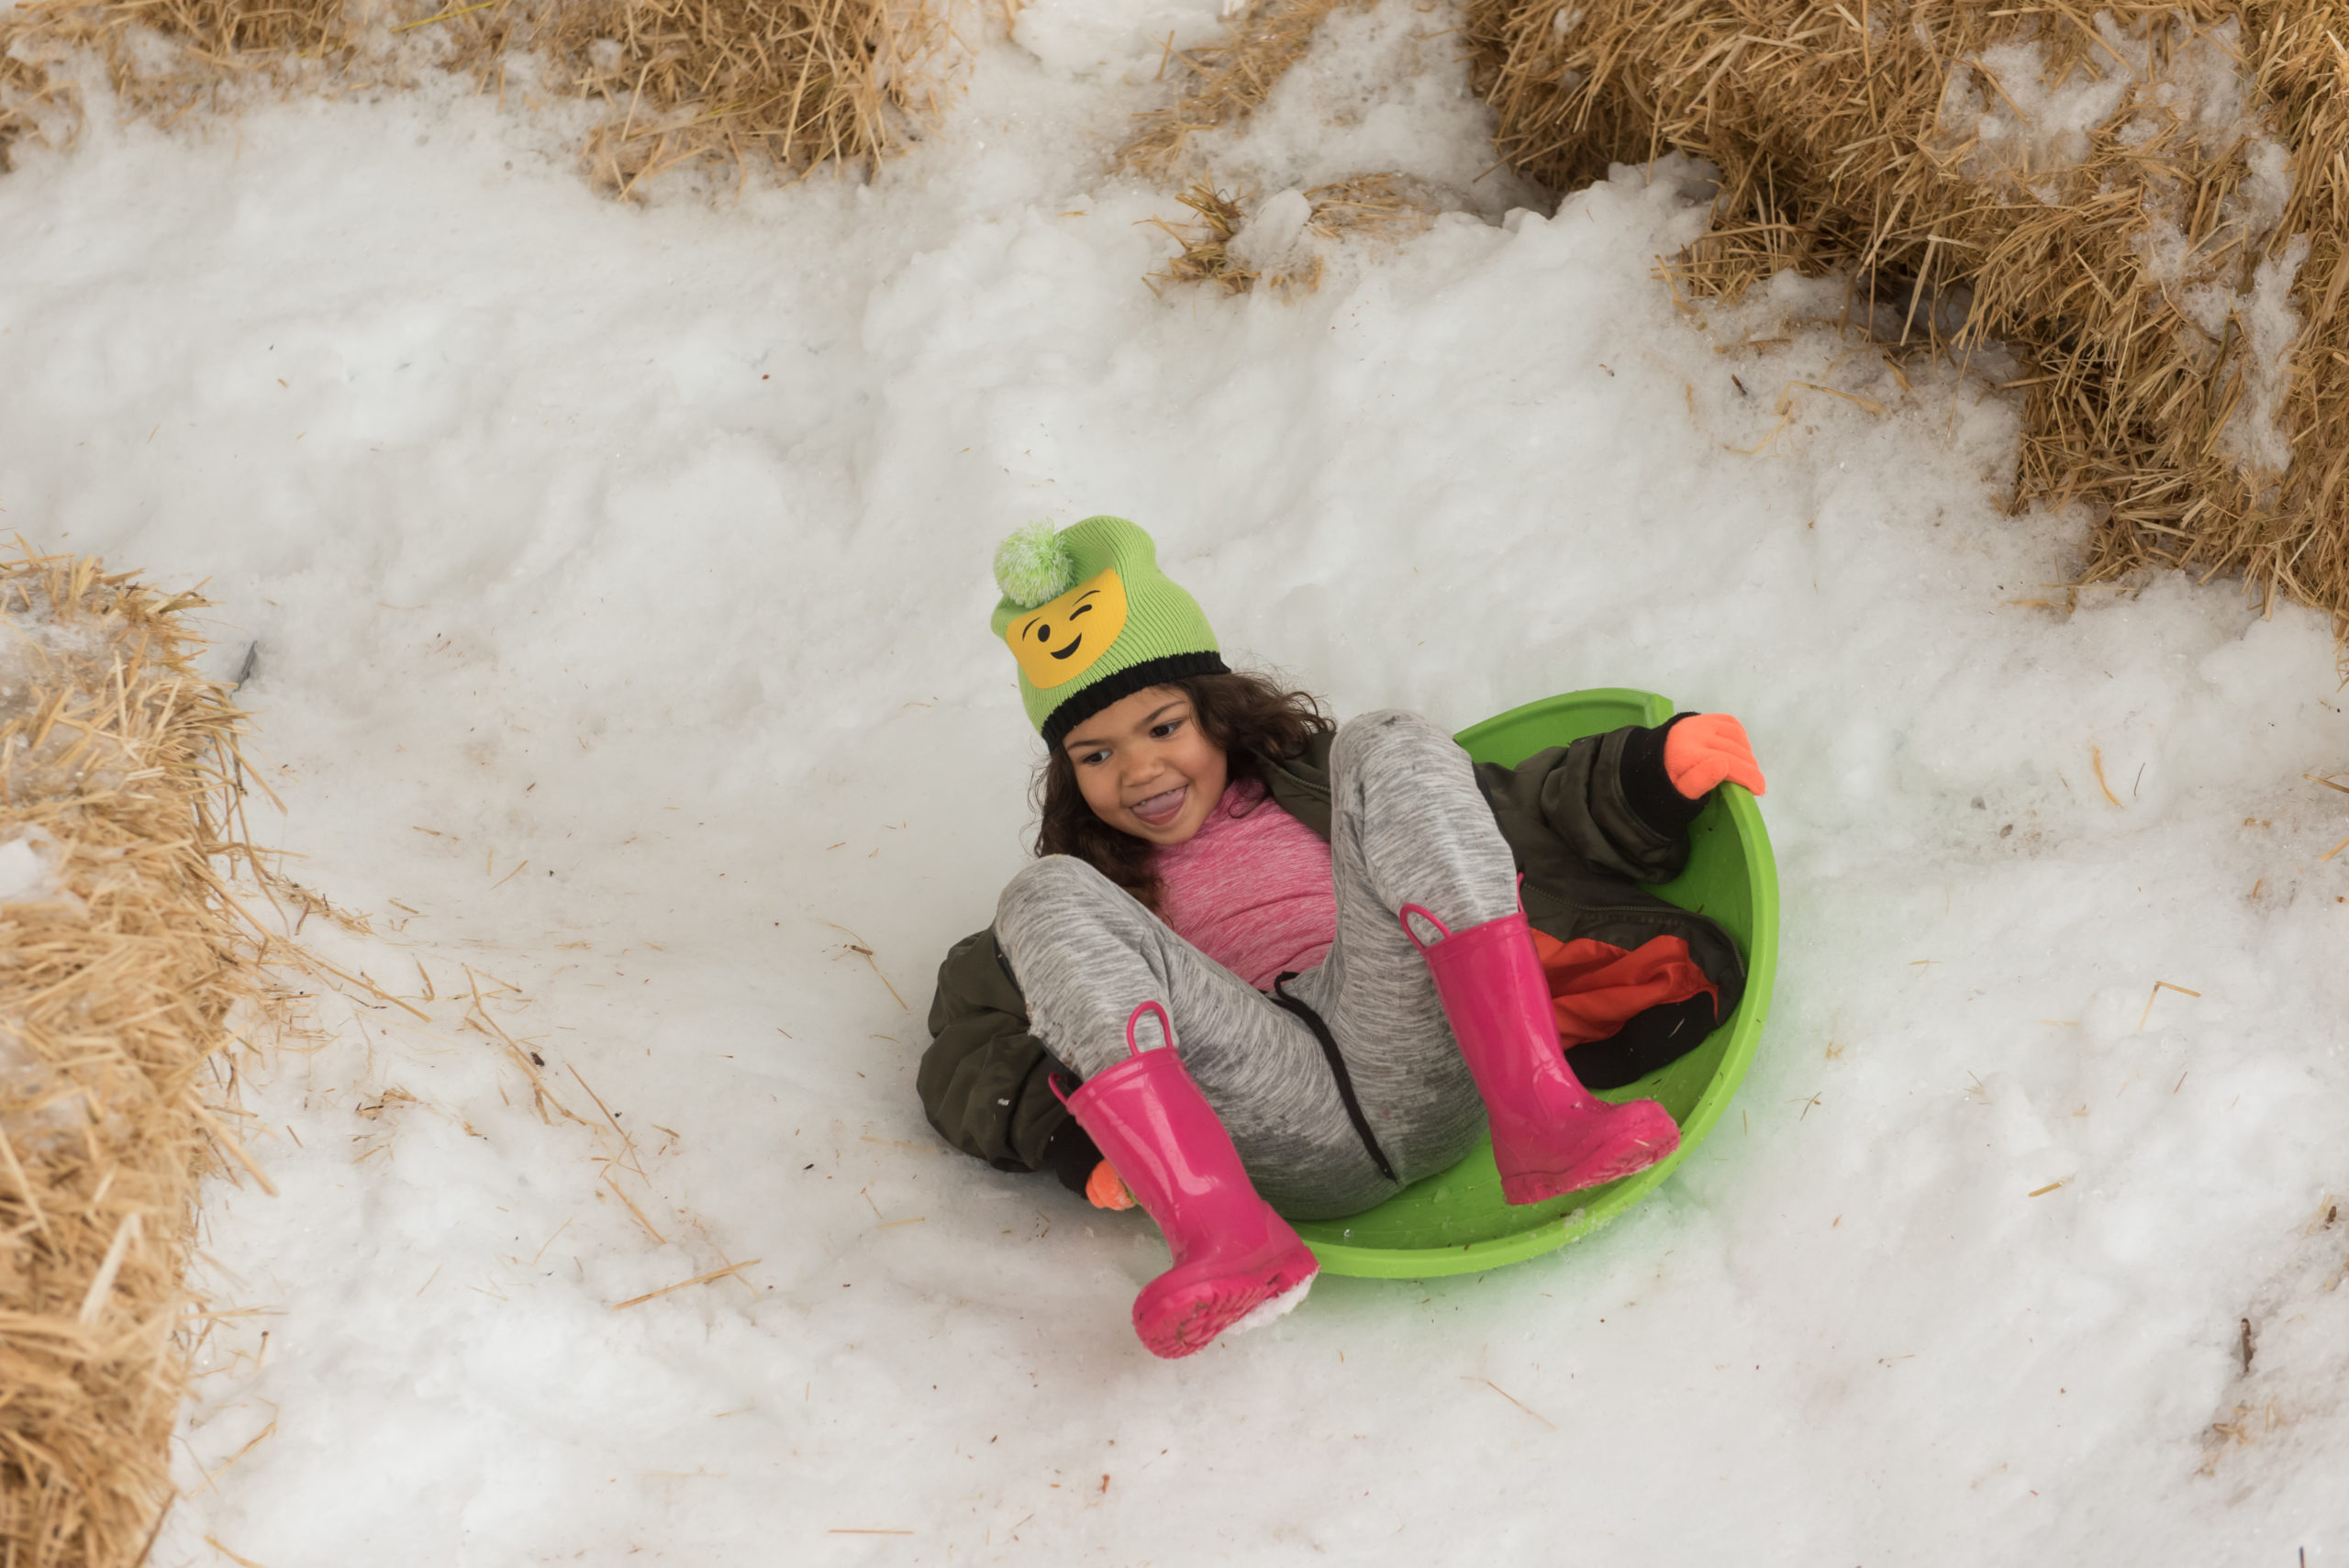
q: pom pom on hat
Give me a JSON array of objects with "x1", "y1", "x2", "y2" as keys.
[{"x1": 994, "y1": 521, "x2": 1079, "y2": 609}]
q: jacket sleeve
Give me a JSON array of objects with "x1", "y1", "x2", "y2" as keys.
[
  {"x1": 1473, "y1": 717, "x2": 1701, "y2": 884},
  {"x1": 918, "y1": 927, "x2": 1098, "y2": 1186}
]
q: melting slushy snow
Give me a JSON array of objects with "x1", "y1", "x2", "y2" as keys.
[{"x1": 0, "y1": 0, "x2": 2342, "y2": 1561}]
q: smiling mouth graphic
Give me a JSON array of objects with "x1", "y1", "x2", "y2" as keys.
[{"x1": 1048, "y1": 636, "x2": 1083, "y2": 661}]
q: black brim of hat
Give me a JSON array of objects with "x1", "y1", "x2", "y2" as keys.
[{"x1": 1039, "y1": 651, "x2": 1232, "y2": 749}]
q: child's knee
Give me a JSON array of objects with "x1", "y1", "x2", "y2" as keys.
[
  {"x1": 996, "y1": 853, "x2": 1116, "y2": 929},
  {"x1": 1332, "y1": 708, "x2": 1452, "y2": 769}
]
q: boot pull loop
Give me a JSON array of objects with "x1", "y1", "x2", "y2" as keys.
[
  {"x1": 1397, "y1": 904, "x2": 1452, "y2": 955},
  {"x1": 1123, "y1": 999, "x2": 1176, "y2": 1061}
]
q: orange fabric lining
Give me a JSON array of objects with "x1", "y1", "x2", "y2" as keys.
[{"x1": 1529, "y1": 929, "x2": 1719, "y2": 1048}]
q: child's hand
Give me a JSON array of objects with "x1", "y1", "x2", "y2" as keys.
[
  {"x1": 1086, "y1": 1159, "x2": 1136, "y2": 1210},
  {"x1": 1664, "y1": 714, "x2": 1766, "y2": 799}
]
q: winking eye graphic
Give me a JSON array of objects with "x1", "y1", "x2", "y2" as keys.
[{"x1": 1005, "y1": 567, "x2": 1130, "y2": 688}]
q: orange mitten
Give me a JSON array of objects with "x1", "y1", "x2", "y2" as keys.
[
  {"x1": 1085, "y1": 1159, "x2": 1137, "y2": 1210},
  {"x1": 1663, "y1": 713, "x2": 1766, "y2": 799}
]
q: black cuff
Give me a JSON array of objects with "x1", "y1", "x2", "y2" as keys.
[
  {"x1": 1620, "y1": 713, "x2": 1705, "y2": 837},
  {"x1": 1040, "y1": 1119, "x2": 1103, "y2": 1195}
]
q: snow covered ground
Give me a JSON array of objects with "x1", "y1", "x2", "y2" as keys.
[{"x1": 2, "y1": 0, "x2": 2345, "y2": 1560}]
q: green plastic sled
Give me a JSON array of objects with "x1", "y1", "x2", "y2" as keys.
[{"x1": 1290, "y1": 688, "x2": 1779, "y2": 1280}]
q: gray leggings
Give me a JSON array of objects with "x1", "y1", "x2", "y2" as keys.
[{"x1": 995, "y1": 710, "x2": 1519, "y2": 1221}]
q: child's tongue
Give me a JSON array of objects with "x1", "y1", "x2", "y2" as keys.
[{"x1": 1131, "y1": 784, "x2": 1186, "y2": 825}]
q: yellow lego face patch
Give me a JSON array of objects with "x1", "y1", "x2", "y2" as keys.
[{"x1": 1005, "y1": 568, "x2": 1129, "y2": 689}]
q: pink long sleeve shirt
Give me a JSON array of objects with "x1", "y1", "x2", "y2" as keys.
[{"x1": 1152, "y1": 780, "x2": 1337, "y2": 990}]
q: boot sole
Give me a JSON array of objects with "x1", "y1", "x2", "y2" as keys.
[
  {"x1": 1498, "y1": 1135, "x2": 1677, "y2": 1206},
  {"x1": 1136, "y1": 1257, "x2": 1320, "y2": 1360}
]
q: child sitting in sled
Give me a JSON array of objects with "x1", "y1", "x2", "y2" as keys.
[{"x1": 919, "y1": 517, "x2": 1764, "y2": 1359}]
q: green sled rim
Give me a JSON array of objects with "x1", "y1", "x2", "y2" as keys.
[{"x1": 1290, "y1": 688, "x2": 1779, "y2": 1280}]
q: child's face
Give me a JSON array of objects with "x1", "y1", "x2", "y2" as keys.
[{"x1": 1059, "y1": 685, "x2": 1230, "y2": 847}]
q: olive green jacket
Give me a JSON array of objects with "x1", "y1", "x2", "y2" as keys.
[{"x1": 917, "y1": 719, "x2": 1743, "y2": 1181}]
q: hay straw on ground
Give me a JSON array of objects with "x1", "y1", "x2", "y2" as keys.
[
  {"x1": 1122, "y1": 0, "x2": 1438, "y2": 294},
  {"x1": 530, "y1": 0, "x2": 954, "y2": 195},
  {"x1": 0, "y1": 548, "x2": 264, "y2": 1568},
  {"x1": 1467, "y1": 0, "x2": 2349, "y2": 634},
  {"x1": 0, "y1": 0, "x2": 362, "y2": 150},
  {"x1": 1150, "y1": 175, "x2": 1258, "y2": 292},
  {"x1": 0, "y1": 39, "x2": 69, "y2": 172},
  {"x1": 1300, "y1": 169, "x2": 1438, "y2": 236},
  {"x1": 1148, "y1": 170, "x2": 1436, "y2": 294},
  {"x1": 1117, "y1": 0, "x2": 1363, "y2": 178},
  {"x1": 0, "y1": 0, "x2": 954, "y2": 195}
]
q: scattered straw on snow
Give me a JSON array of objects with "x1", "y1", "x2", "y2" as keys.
[
  {"x1": 1146, "y1": 169, "x2": 1436, "y2": 294},
  {"x1": 1116, "y1": 0, "x2": 1365, "y2": 178}
]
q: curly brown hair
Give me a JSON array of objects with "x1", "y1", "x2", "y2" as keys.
[{"x1": 1034, "y1": 671, "x2": 1332, "y2": 909}]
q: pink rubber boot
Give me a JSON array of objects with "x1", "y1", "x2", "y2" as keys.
[
  {"x1": 1056, "y1": 1002, "x2": 1320, "y2": 1359},
  {"x1": 1401, "y1": 906, "x2": 1682, "y2": 1206}
]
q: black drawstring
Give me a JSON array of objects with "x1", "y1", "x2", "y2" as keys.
[{"x1": 1269, "y1": 973, "x2": 1398, "y2": 1184}]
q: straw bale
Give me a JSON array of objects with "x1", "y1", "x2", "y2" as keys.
[
  {"x1": 0, "y1": 0, "x2": 956, "y2": 195},
  {"x1": 1466, "y1": 0, "x2": 2349, "y2": 634},
  {"x1": 0, "y1": 549, "x2": 264, "y2": 1568}
]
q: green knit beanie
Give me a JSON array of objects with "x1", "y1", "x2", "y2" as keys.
[{"x1": 989, "y1": 516, "x2": 1227, "y2": 746}]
